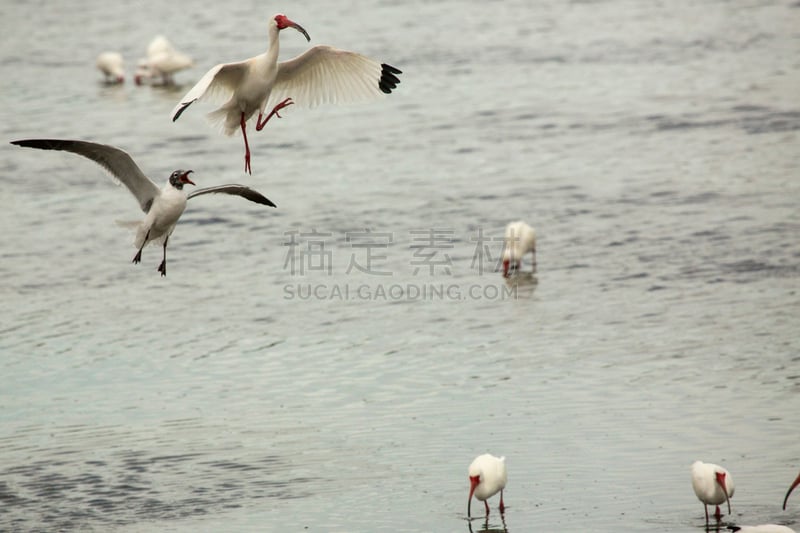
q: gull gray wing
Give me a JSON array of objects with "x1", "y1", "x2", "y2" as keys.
[
  {"x1": 11, "y1": 138, "x2": 160, "y2": 213},
  {"x1": 188, "y1": 184, "x2": 276, "y2": 207}
]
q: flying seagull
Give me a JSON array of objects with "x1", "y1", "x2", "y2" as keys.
[{"x1": 11, "y1": 138, "x2": 276, "y2": 276}]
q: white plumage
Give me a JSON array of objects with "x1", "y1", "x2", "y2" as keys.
[
  {"x1": 502, "y1": 221, "x2": 536, "y2": 277},
  {"x1": 171, "y1": 13, "x2": 402, "y2": 174},
  {"x1": 468, "y1": 454, "x2": 507, "y2": 518},
  {"x1": 691, "y1": 460, "x2": 735, "y2": 525},
  {"x1": 135, "y1": 36, "x2": 193, "y2": 85},
  {"x1": 729, "y1": 526, "x2": 796, "y2": 533},
  {"x1": 133, "y1": 178, "x2": 189, "y2": 251},
  {"x1": 96, "y1": 52, "x2": 125, "y2": 84}
]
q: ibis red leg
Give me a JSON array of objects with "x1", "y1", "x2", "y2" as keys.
[
  {"x1": 255, "y1": 98, "x2": 294, "y2": 131},
  {"x1": 240, "y1": 112, "x2": 251, "y2": 175}
]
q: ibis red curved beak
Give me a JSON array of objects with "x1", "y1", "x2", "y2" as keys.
[
  {"x1": 181, "y1": 170, "x2": 195, "y2": 186},
  {"x1": 715, "y1": 471, "x2": 731, "y2": 515},
  {"x1": 467, "y1": 475, "x2": 480, "y2": 518},
  {"x1": 784, "y1": 472, "x2": 800, "y2": 510}
]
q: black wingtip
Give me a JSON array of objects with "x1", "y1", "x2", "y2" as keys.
[
  {"x1": 247, "y1": 189, "x2": 277, "y2": 207},
  {"x1": 379, "y1": 63, "x2": 402, "y2": 94},
  {"x1": 10, "y1": 139, "x2": 62, "y2": 150},
  {"x1": 172, "y1": 101, "x2": 193, "y2": 122},
  {"x1": 11, "y1": 139, "x2": 35, "y2": 147}
]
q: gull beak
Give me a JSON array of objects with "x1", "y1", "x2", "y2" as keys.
[{"x1": 181, "y1": 170, "x2": 195, "y2": 186}]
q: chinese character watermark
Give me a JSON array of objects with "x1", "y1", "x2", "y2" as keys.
[
  {"x1": 345, "y1": 229, "x2": 393, "y2": 276},
  {"x1": 409, "y1": 228, "x2": 454, "y2": 275}
]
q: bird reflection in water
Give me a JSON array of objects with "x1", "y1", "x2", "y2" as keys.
[
  {"x1": 467, "y1": 512, "x2": 508, "y2": 533},
  {"x1": 504, "y1": 271, "x2": 538, "y2": 299}
]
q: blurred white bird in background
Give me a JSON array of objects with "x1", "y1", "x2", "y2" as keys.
[
  {"x1": 96, "y1": 52, "x2": 125, "y2": 84},
  {"x1": 135, "y1": 36, "x2": 193, "y2": 86}
]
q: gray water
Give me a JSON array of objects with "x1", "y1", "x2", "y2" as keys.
[{"x1": 1, "y1": 0, "x2": 799, "y2": 531}]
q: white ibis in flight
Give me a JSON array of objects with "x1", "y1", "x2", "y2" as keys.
[
  {"x1": 784, "y1": 471, "x2": 800, "y2": 510},
  {"x1": 502, "y1": 221, "x2": 536, "y2": 277},
  {"x1": 96, "y1": 52, "x2": 125, "y2": 84},
  {"x1": 11, "y1": 139, "x2": 276, "y2": 276},
  {"x1": 135, "y1": 36, "x2": 194, "y2": 86},
  {"x1": 691, "y1": 460, "x2": 735, "y2": 525},
  {"x1": 468, "y1": 454, "x2": 507, "y2": 518},
  {"x1": 171, "y1": 13, "x2": 402, "y2": 174}
]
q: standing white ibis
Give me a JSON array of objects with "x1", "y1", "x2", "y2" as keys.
[
  {"x1": 96, "y1": 52, "x2": 125, "y2": 84},
  {"x1": 135, "y1": 36, "x2": 194, "y2": 86},
  {"x1": 502, "y1": 221, "x2": 536, "y2": 277},
  {"x1": 468, "y1": 454, "x2": 507, "y2": 518},
  {"x1": 784, "y1": 471, "x2": 800, "y2": 510},
  {"x1": 11, "y1": 139, "x2": 276, "y2": 276},
  {"x1": 691, "y1": 460, "x2": 735, "y2": 525},
  {"x1": 171, "y1": 13, "x2": 402, "y2": 174}
]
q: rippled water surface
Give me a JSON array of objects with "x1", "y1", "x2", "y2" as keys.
[{"x1": 2, "y1": 0, "x2": 799, "y2": 531}]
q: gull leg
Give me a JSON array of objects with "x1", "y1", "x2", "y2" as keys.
[
  {"x1": 255, "y1": 97, "x2": 294, "y2": 131},
  {"x1": 132, "y1": 229, "x2": 150, "y2": 264},
  {"x1": 499, "y1": 490, "x2": 505, "y2": 513},
  {"x1": 157, "y1": 236, "x2": 168, "y2": 277},
  {"x1": 484, "y1": 500, "x2": 490, "y2": 516}
]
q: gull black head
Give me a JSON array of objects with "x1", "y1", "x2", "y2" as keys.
[
  {"x1": 169, "y1": 169, "x2": 195, "y2": 189},
  {"x1": 273, "y1": 13, "x2": 311, "y2": 42}
]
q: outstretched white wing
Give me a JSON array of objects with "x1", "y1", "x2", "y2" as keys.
[
  {"x1": 11, "y1": 139, "x2": 161, "y2": 213},
  {"x1": 266, "y1": 45, "x2": 401, "y2": 110},
  {"x1": 171, "y1": 61, "x2": 249, "y2": 121}
]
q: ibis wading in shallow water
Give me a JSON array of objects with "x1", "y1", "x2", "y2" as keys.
[
  {"x1": 468, "y1": 454, "x2": 507, "y2": 518},
  {"x1": 96, "y1": 52, "x2": 125, "y2": 84},
  {"x1": 691, "y1": 460, "x2": 735, "y2": 525},
  {"x1": 171, "y1": 13, "x2": 402, "y2": 174},
  {"x1": 135, "y1": 35, "x2": 194, "y2": 86},
  {"x1": 502, "y1": 221, "x2": 536, "y2": 277},
  {"x1": 11, "y1": 139, "x2": 276, "y2": 276}
]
